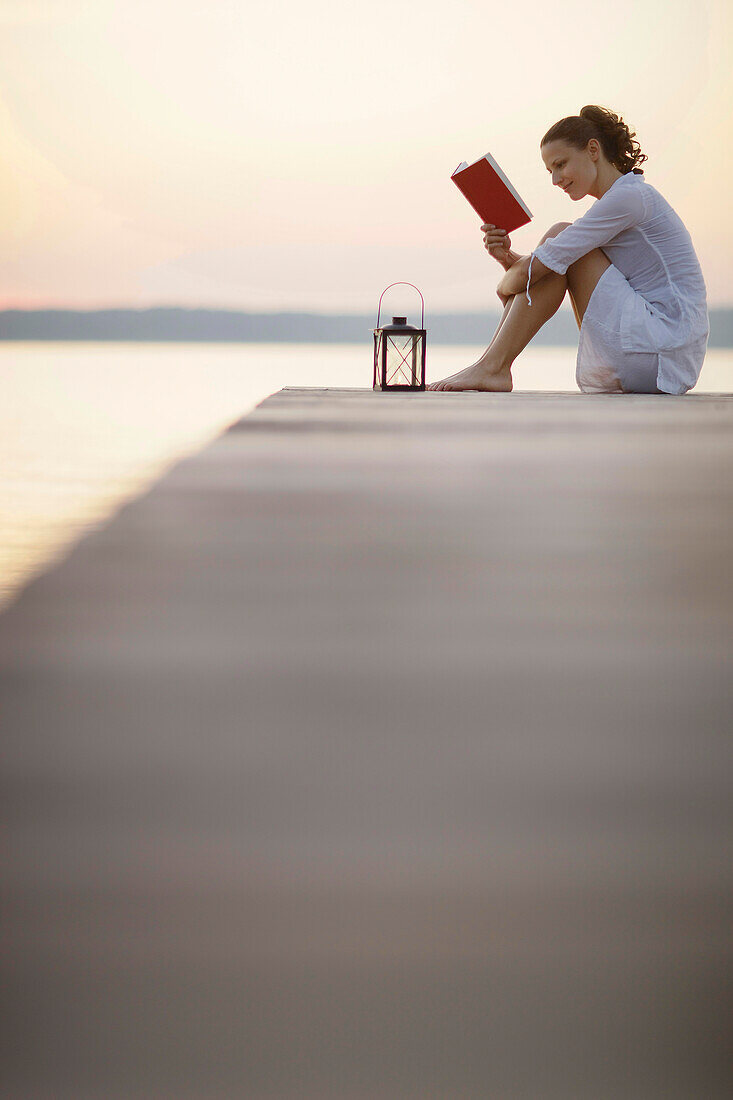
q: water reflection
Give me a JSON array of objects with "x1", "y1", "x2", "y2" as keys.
[{"x1": 0, "y1": 341, "x2": 730, "y2": 610}]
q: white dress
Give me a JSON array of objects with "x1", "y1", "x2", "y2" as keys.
[{"x1": 525, "y1": 172, "x2": 710, "y2": 395}]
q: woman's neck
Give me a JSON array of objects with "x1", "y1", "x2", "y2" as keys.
[{"x1": 592, "y1": 165, "x2": 625, "y2": 200}]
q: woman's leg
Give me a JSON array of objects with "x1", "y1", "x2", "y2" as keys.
[
  {"x1": 428, "y1": 271, "x2": 569, "y2": 391},
  {"x1": 486, "y1": 223, "x2": 571, "y2": 348},
  {"x1": 428, "y1": 222, "x2": 572, "y2": 392},
  {"x1": 484, "y1": 271, "x2": 570, "y2": 367},
  {"x1": 488, "y1": 296, "x2": 514, "y2": 346}
]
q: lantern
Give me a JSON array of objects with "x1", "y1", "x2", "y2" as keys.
[{"x1": 373, "y1": 282, "x2": 426, "y2": 391}]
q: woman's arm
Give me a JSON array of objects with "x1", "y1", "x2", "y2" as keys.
[
  {"x1": 497, "y1": 181, "x2": 646, "y2": 299},
  {"x1": 519, "y1": 182, "x2": 646, "y2": 277},
  {"x1": 497, "y1": 254, "x2": 554, "y2": 296},
  {"x1": 499, "y1": 248, "x2": 524, "y2": 271}
]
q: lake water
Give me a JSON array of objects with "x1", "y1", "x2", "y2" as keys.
[{"x1": 1, "y1": 340, "x2": 731, "y2": 611}]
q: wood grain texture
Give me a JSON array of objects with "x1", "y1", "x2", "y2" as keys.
[{"x1": 1, "y1": 387, "x2": 732, "y2": 1099}]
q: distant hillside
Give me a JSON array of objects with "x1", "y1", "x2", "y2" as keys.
[{"x1": 1, "y1": 307, "x2": 732, "y2": 346}]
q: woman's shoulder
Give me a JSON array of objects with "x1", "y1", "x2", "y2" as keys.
[
  {"x1": 617, "y1": 171, "x2": 674, "y2": 223},
  {"x1": 595, "y1": 172, "x2": 649, "y2": 218},
  {"x1": 613, "y1": 171, "x2": 649, "y2": 196},
  {"x1": 599, "y1": 172, "x2": 647, "y2": 199},
  {"x1": 624, "y1": 171, "x2": 674, "y2": 206},
  {"x1": 631, "y1": 174, "x2": 684, "y2": 222}
]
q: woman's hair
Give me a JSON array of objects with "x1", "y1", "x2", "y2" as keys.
[{"x1": 541, "y1": 105, "x2": 648, "y2": 175}]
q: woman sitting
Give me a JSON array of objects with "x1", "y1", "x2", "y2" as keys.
[{"x1": 428, "y1": 104, "x2": 709, "y2": 395}]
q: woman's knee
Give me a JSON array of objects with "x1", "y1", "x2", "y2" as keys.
[{"x1": 538, "y1": 221, "x2": 571, "y2": 246}]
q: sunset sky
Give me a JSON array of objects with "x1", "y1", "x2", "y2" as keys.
[{"x1": 0, "y1": 0, "x2": 731, "y2": 312}]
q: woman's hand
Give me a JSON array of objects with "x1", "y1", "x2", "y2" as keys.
[{"x1": 481, "y1": 223, "x2": 512, "y2": 267}]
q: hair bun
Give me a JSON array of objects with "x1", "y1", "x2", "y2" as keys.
[{"x1": 542, "y1": 105, "x2": 648, "y2": 176}]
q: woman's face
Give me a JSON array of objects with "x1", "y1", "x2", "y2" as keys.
[{"x1": 541, "y1": 139, "x2": 597, "y2": 199}]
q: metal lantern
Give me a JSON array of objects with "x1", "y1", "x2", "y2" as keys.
[{"x1": 373, "y1": 282, "x2": 426, "y2": 391}]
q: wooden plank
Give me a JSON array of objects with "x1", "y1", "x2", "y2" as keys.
[{"x1": 1, "y1": 387, "x2": 732, "y2": 1098}]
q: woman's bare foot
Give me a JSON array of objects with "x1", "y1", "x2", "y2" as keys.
[{"x1": 427, "y1": 358, "x2": 513, "y2": 392}]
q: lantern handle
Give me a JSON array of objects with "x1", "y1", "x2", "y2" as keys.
[{"x1": 376, "y1": 282, "x2": 425, "y2": 330}]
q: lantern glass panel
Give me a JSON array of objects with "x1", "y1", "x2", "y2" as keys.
[{"x1": 386, "y1": 333, "x2": 423, "y2": 387}]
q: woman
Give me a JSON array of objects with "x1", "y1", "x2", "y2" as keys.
[{"x1": 428, "y1": 105, "x2": 709, "y2": 395}]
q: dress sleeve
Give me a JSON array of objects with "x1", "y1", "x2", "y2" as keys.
[{"x1": 524, "y1": 178, "x2": 647, "y2": 305}]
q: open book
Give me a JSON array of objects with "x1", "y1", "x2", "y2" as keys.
[{"x1": 451, "y1": 152, "x2": 532, "y2": 233}]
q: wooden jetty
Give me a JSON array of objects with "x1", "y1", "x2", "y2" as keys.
[{"x1": 2, "y1": 387, "x2": 732, "y2": 1098}]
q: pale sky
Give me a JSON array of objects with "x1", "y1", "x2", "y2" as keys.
[{"x1": 0, "y1": 0, "x2": 731, "y2": 312}]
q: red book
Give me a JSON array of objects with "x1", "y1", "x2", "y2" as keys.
[{"x1": 451, "y1": 152, "x2": 532, "y2": 233}]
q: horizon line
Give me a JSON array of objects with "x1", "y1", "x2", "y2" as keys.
[{"x1": 3, "y1": 303, "x2": 733, "y2": 315}]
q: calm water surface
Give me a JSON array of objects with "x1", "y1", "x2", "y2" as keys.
[{"x1": 1, "y1": 341, "x2": 731, "y2": 610}]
